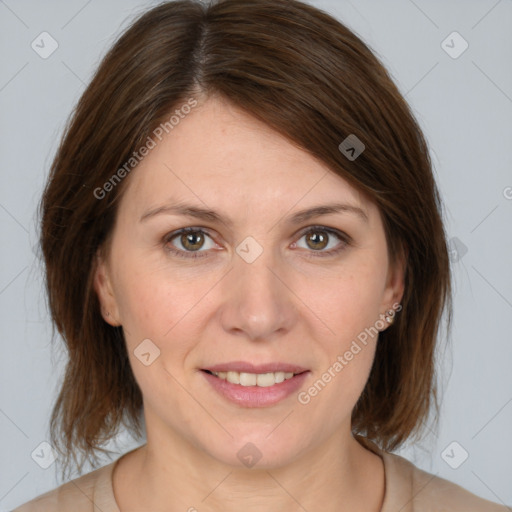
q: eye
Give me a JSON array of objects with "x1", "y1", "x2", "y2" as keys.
[
  {"x1": 163, "y1": 225, "x2": 350, "y2": 260},
  {"x1": 164, "y1": 228, "x2": 217, "y2": 259},
  {"x1": 293, "y1": 226, "x2": 350, "y2": 257}
]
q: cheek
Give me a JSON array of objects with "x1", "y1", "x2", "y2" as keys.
[
  {"x1": 113, "y1": 264, "x2": 201, "y2": 403},
  {"x1": 296, "y1": 259, "x2": 386, "y2": 404},
  {"x1": 300, "y1": 291, "x2": 380, "y2": 424},
  {"x1": 112, "y1": 257, "x2": 202, "y2": 341},
  {"x1": 111, "y1": 258, "x2": 221, "y2": 390},
  {"x1": 308, "y1": 264, "x2": 387, "y2": 342}
]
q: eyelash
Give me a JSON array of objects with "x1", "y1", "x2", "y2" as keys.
[{"x1": 163, "y1": 226, "x2": 351, "y2": 260}]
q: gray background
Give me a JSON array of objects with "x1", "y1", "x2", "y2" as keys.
[{"x1": 1, "y1": 0, "x2": 511, "y2": 509}]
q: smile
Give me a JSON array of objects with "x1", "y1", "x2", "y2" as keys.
[
  {"x1": 204, "y1": 370, "x2": 299, "y2": 387},
  {"x1": 201, "y1": 366, "x2": 310, "y2": 407}
]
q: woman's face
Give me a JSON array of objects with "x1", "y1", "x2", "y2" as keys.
[{"x1": 95, "y1": 95, "x2": 404, "y2": 468}]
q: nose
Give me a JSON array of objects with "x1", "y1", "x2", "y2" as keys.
[{"x1": 219, "y1": 242, "x2": 297, "y2": 342}]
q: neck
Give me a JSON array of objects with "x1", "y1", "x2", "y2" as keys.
[{"x1": 113, "y1": 420, "x2": 385, "y2": 512}]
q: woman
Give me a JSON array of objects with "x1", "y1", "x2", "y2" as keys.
[{"x1": 14, "y1": 0, "x2": 509, "y2": 510}]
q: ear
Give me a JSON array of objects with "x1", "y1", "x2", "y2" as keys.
[
  {"x1": 379, "y1": 245, "x2": 406, "y2": 326},
  {"x1": 93, "y1": 247, "x2": 121, "y2": 326}
]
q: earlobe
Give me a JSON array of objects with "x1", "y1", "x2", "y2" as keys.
[{"x1": 93, "y1": 249, "x2": 121, "y2": 326}]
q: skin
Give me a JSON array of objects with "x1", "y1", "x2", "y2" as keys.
[{"x1": 94, "y1": 94, "x2": 405, "y2": 512}]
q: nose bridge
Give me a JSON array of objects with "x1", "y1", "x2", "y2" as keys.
[{"x1": 220, "y1": 237, "x2": 295, "y2": 340}]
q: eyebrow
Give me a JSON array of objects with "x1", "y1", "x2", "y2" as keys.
[{"x1": 139, "y1": 201, "x2": 368, "y2": 225}]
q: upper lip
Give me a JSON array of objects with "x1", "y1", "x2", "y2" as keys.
[{"x1": 203, "y1": 361, "x2": 309, "y2": 374}]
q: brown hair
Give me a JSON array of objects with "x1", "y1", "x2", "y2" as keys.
[{"x1": 40, "y1": 0, "x2": 452, "y2": 478}]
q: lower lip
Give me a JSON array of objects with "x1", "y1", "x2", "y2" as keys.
[{"x1": 201, "y1": 370, "x2": 310, "y2": 407}]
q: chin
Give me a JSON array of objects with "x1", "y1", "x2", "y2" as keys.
[{"x1": 198, "y1": 428, "x2": 309, "y2": 470}]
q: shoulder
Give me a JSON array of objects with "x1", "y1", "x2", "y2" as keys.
[
  {"x1": 381, "y1": 450, "x2": 510, "y2": 511},
  {"x1": 355, "y1": 435, "x2": 509, "y2": 512},
  {"x1": 12, "y1": 461, "x2": 119, "y2": 512}
]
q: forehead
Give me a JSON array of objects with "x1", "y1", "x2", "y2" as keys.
[{"x1": 118, "y1": 96, "x2": 374, "y2": 221}]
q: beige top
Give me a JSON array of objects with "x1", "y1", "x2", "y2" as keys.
[{"x1": 13, "y1": 441, "x2": 509, "y2": 511}]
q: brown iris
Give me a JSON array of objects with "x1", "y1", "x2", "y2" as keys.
[
  {"x1": 180, "y1": 231, "x2": 205, "y2": 251},
  {"x1": 305, "y1": 230, "x2": 329, "y2": 250}
]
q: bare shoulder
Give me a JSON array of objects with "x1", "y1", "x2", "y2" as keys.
[{"x1": 12, "y1": 462, "x2": 118, "y2": 512}]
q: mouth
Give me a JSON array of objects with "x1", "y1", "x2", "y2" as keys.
[
  {"x1": 200, "y1": 363, "x2": 310, "y2": 407},
  {"x1": 202, "y1": 369, "x2": 306, "y2": 387}
]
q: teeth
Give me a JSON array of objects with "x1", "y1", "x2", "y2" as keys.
[
  {"x1": 240, "y1": 372, "x2": 257, "y2": 386},
  {"x1": 226, "y1": 371, "x2": 238, "y2": 384},
  {"x1": 210, "y1": 370, "x2": 297, "y2": 387}
]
